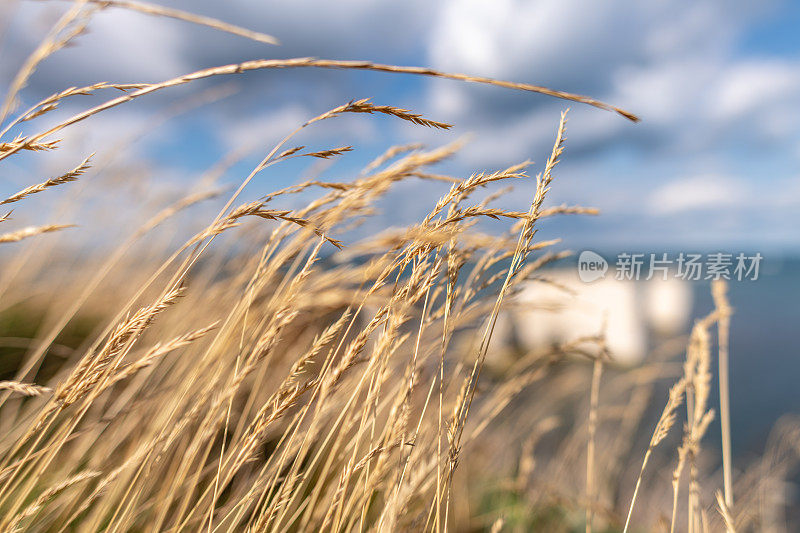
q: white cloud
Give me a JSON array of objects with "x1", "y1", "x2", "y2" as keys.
[
  {"x1": 713, "y1": 61, "x2": 800, "y2": 120},
  {"x1": 648, "y1": 174, "x2": 747, "y2": 215},
  {"x1": 430, "y1": 0, "x2": 649, "y2": 84},
  {"x1": 425, "y1": 0, "x2": 792, "y2": 157}
]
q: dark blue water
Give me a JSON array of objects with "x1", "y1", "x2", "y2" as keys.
[{"x1": 690, "y1": 257, "x2": 800, "y2": 458}]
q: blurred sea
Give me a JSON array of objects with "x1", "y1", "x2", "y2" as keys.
[{"x1": 689, "y1": 255, "x2": 800, "y2": 458}]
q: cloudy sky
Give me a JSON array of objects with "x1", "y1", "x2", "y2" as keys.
[{"x1": 2, "y1": 0, "x2": 800, "y2": 252}]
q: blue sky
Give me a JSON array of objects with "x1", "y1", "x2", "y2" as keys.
[{"x1": 2, "y1": 0, "x2": 800, "y2": 253}]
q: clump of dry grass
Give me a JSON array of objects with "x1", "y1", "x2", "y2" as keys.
[{"x1": 0, "y1": 3, "x2": 796, "y2": 533}]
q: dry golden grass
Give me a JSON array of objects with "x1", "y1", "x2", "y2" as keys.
[{"x1": 0, "y1": 3, "x2": 798, "y2": 533}]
